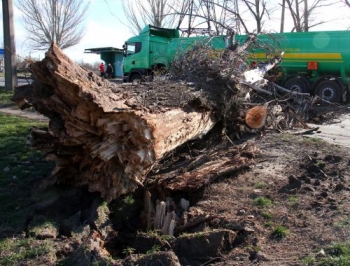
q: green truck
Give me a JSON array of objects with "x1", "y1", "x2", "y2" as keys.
[
  {"x1": 123, "y1": 26, "x2": 350, "y2": 102},
  {"x1": 122, "y1": 25, "x2": 227, "y2": 83},
  {"x1": 237, "y1": 30, "x2": 350, "y2": 102}
]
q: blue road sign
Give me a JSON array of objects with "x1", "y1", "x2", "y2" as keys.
[{"x1": 0, "y1": 49, "x2": 4, "y2": 55}]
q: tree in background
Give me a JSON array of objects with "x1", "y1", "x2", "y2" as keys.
[
  {"x1": 166, "y1": 0, "x2": 242, "y2": 36},
  {"x1": 284, "y1": 0, "x2": 339, "y2": 32},
  {"x1": 239, "y1": 0, "x2": 277, "y2": 33},
  {"x1": 175, "y1": 0, "x2": 277, "y2": 35},
  {"x1": 121, "y1": 0, "x2": 239, "y2": 36},
  {"x1": 344, "y1": 0, "x2": 350, "y2": 7},
  {"x1": 175, "y1": 0, "x2": 233, "y2": 36},
  {"x1": 121, "y1": 0, "x2": 179, "y2": 34},
  {"x1": 122, "y1": 0, "x2": 347, "y2": 36},
  {"x1": 169, "y1": 0, "x2": 279, "y2": 35},
  {"x1": 15, "y1": 0, "x2": 89, "y2": 50}
]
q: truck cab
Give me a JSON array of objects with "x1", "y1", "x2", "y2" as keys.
[{"x1": 123, "y1": 25, "x2": 179, "y2": 82}]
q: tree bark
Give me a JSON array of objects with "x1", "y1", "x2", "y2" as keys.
[{"x1": 13, "y1": 43, "x2": 219, "y2": 201}]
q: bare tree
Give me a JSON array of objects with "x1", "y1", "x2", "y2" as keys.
[
  {"x1": 174, "y1": 0, "x2": 246, "y2": 36},
  {"x1": 121, "y1": 0, "x2": 234, "y2": 36},
  {"x1": 122, "y1": 0, "x2": 181, "y2": 34},
  {"x1": 179, "y1": 0, "x2": 232, "y2": 36},
  {"x1": 343, "y1": 0, "x2": 350, "y2": 7},
  {"x1": 122, "y1": 0, "x2": 277, "y2": 36},
  {"x1": 173, "y1": 0, "x2": 193, "y2": 30},
  {"x1": 191, "y1": 0, "x2": 277, "y2": 34},
  {"x1": 285, "y1": 0, "x2": 338, "y2": 32},
  {"x1": 239, "y1": 0, "x2": 277, "y2": 33},
  {"x1": 15, "y1": 0, "x2": 89, "y2": 51}
]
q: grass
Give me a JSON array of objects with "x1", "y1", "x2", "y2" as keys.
[
  {"x1": 302, "y1": 136, "x2": 326, "y2": 146},
  {"x1": 276, "y1": 133, "x2": 296, "y2": 142},
  {"x1": 146, "y1": 245, "x2": 161, "y2": 255},
  {"x1": 0, "y1": 91, "x2": 55, "y2": 264},
  {"x1": 0, "y1": 114, "x2": 53, "y2": 230},
  {"x1": 277, "y1": 133, "x2": 326, "y2": 148},
  {"x1": 0, "y1": 238, "x2": 56, "y2": 265},
  {"x1": 252, "y1": 196, "x2": 272, "y2": 208},
  {"x1": 0, "y1": 87, "x2": 14, "y2": 105},
  {"x1": 254, "y1": 181, "x2": 267, "y2": 189},
  {"x1": 123, "y1": 195, "x2": 135, "y2": 205},
  {"x1": 316, "y1": 160, "x2": 326, "y2": 169},
  {"x1": 335, "y1": 215, "x2": 350, "y2": 228},
  {"x1": 261, "y1": 211, "x2": 272, "y2": 220},
  {"x1": 318, "y1": 242, "x2": 350, "y2": 265},
  {"x1": 270, "y1": 224, "x2": 288, "y2": 239},
  {"x1": 287, "y1": 195, "x2": 299, "y2": 207},
  {"x1": 122, "y1": 247, "x2": 136, "y2": 256}
]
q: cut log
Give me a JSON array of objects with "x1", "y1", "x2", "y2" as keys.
[
  {"x1": 245, "y1": 105, "x2": 268, "y2": 129},
  {"x1": 13, "y1": 43, "x2": 220, "y2": 201}
]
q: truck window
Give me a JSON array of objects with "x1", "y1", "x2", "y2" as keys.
[{"x1": 126, "y1": 42, "x2": 142, "y2": 55}]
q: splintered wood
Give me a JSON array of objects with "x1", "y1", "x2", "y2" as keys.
[{"x1": 13, "y1": 43, "x2": 217, "y2": 201}]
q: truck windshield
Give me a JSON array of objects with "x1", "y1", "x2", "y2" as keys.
[{"x1": 125, "y1": 42, "x2": 142, "y2": 56}]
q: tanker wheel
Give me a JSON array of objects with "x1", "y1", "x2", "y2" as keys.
[
  {"x1": 284, "y1": 77, "x2": 309, "y2": 93},
  {"x1": 315, "y1": 80, "x2": 341, "y2": 103},
  {"x1": 129, "y1": 73, "x2": 142, "y2": 83}
]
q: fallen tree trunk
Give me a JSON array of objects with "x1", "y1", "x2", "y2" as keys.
[
  {"x1": 13, "y1": 43, "x2": 220, "y2": 201},
  {"x1": 13, "y1": 39, "x2": 313, "y2": 203}
]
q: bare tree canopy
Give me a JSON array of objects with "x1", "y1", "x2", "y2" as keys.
[
  {"x1": 122, "y1": 0, "x2": 346, "y2": 36},
  {"x1": 121, "y1": 0, "x2": 180, "y2": 34},
  {"x1": 284, "y1": 0, "x2": 340, "y2": 32},
  {"x1": 239, "y1": 0, "x2": 277, "y2": 33},
  {"x1": 121, "y1": 0, "x2": 238, "y2": 36},
  {"x1": 178, "y1": 0, "x2": 237, "y2": 36},
  {"x1": 15, "y1": 0, "x2": 89, "y2": 50},
  {"x1": 344, "y1": 0, "x2": 350, "y2": 7}
]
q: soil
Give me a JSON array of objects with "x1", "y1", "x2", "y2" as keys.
[
  {"x1": 201, "y1": 132, "x2": 350, "y2": 265},
  {"x1": 1, "y1": 102, "x2": 350, "y2": 265}
]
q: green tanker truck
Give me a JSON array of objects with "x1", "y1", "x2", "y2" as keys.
[
  {"x1": 237, "y1": 30, "x2": 350, "y2": 103},
  {"x1": 123, "y1": 26, "x2": 350, "y2": 103},
  {"x1": 122, "y1": 25, "x2": 226, "y2": 83}
]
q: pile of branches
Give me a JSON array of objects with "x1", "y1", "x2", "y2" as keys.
[{"x1": 168, "y1": 33, "x2": 314, "y2": 136}]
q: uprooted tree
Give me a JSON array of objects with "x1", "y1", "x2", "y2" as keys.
[{"x1": 13, "y1": 35, "x2": 313, "y2": 205}]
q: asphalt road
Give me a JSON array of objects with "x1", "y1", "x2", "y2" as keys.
[
  {"x1": 0, "y1": 77, "x2": 32, "y2": 87},
  {"x1": 0, "y1": 77, "x2": 124, "y2": 87}
]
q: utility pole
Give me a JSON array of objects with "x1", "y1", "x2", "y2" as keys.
[{"x1": 2, "y1": 0, "x2": 17, "y2": 90}]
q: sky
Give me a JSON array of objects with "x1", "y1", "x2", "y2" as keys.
[
  {"x1": 1, "y1": 0, "x2": 132, "y2": 64},
  {"x1": 1, "y1": 0, "x2": 350, "y2": 64}
]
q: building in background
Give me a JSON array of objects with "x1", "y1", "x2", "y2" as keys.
[{"x1": 84, "y1": 47, "x2": 124, "y2": 77}]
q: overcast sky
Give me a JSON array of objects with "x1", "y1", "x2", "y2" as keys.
[{"x1": 1, "y1": 0, "x2": 349, "y2": 64}]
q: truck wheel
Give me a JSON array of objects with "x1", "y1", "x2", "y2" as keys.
[
  {"x1": 315, "y1": 80, "x2": 341, "y2": 103},
  {"x1": 284, "y1": 77, "x2": 309, "y2": 93},
  {"x1": 130, "y1": 73, "x2": 142, "y2": 83}
]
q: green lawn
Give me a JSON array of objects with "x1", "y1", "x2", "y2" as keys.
[
  {"x1": 0, "y1": 113, "x2": 53, "y2": 230},
  {"x1": 0, "y1": 86, "x2": 14, "y2": 105},
  {"x1": 0, "y1": 87, "x2": 53, "y2": 233}
]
